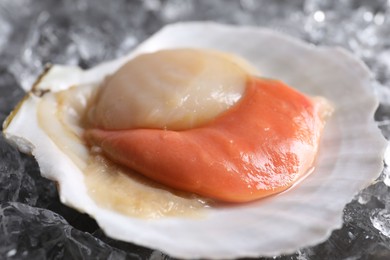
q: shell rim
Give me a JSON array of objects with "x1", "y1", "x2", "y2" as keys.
[{"x1": 2, "y1": 22, "x2": 388, "y2": 259}]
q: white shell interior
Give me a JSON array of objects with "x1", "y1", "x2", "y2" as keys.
[{"x1": 3, "y1": 22, "x2": 388, "y2": 259}]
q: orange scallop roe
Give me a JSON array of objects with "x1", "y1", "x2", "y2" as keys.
[{"x1": 85, "y1": 77, "x2": 329, "y2": 202}]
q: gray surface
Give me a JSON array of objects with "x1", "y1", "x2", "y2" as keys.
[{"x1": 0, "y1": 0, "x2": 390, "y2": 259}]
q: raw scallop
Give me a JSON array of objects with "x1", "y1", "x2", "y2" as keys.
[
  {"x1": 86, "y1": 73, "x2": 331, "y2": 202},
  {"x1": 87, "y1": 49, "x2": 249, "y2": 130},
  {"x1": 2, "y1": 22, "x2": 387, "y2": 259}
]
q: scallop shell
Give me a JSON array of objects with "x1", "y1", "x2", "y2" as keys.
[{"x1": 3, "y1": 22, "x2": 387, "y2": 259}]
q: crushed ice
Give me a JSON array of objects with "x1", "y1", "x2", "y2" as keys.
[{"x1": 0, "y1": 0, "x2": 389, "y2": 259}]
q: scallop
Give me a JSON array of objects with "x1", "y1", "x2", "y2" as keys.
[
  {"x1": 2, "y1": 22, "x2": 387, "y2": 259},
  {"x1": 87, "y1": 48, "x2": 250, "y2": 131}
]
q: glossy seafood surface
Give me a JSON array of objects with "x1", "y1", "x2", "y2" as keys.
[
  {"x1": 86, "y1": 77, "x2": 329, "y2": 202},
  {"x1": 87, "y1": 49, "x2": 248, "y2": 131}
]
